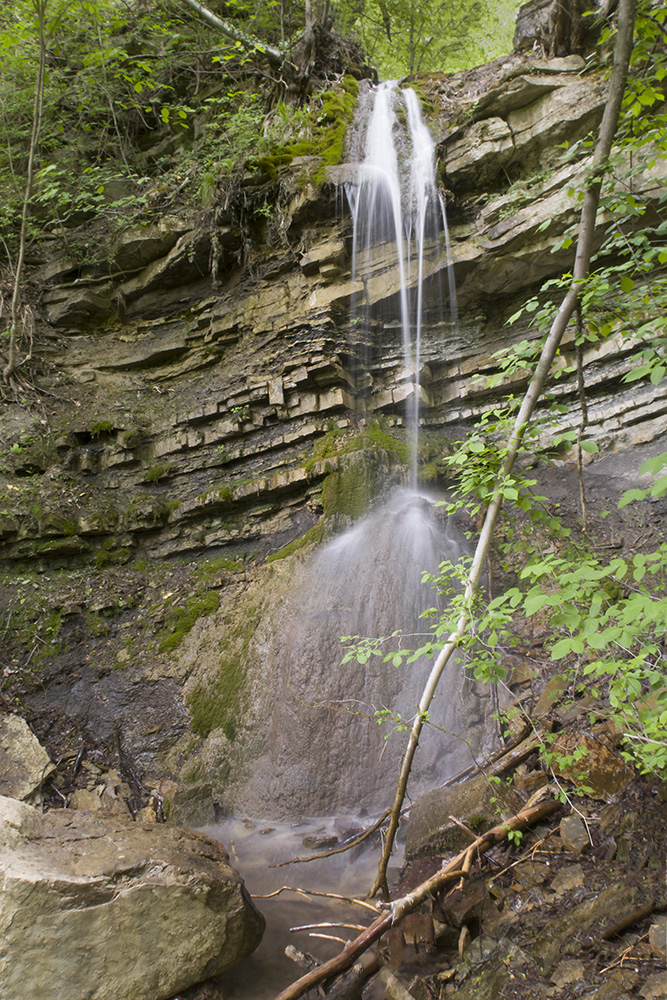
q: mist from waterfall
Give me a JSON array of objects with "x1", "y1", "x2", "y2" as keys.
[{"x1": 240, "y1": 490, "x2": 478, "y2": 818}]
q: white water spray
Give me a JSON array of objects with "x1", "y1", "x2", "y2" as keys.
[{"x1": 347, "y1": 82, "x2": 457, "y2": 484}]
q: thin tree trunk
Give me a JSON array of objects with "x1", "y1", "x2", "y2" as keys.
[
  {"x1": 179, "y1": 0, "x2": 283, "y2": 65},
  {"x1": 4, "y1": 0, "x2": 47, "y2": 383},
  {"x1": 370, "y1": 0, "x2": 636, "y2": 900},
  {"x1": 575, "y1": 307, "x2": 589, "y2": 530}
]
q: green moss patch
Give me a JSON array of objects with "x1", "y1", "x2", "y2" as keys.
[
  {"x1": 266, "y1": 518, "x2": 325, "y2": 562},
  {"x1": 185, "y1": 605, "x2": 260, "y2": 739},
  {"x1": 159, "y1": 590, "x2": 220, "y2": 653},
  {"x1": 249, "y1": 75, "x2": 359, "y2": 187},
  {"x1": 187, "y1": 659, "x2": 243, "y2": 741},
  {"x1": 305, "y1": 420, "x2": 407, "y2": 476},
  {"x1": 321, "y1": 460, "x2": 377, "y2": 520}
]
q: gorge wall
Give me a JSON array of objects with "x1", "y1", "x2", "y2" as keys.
[{"x1": 2, "y1": 45, "x2": 666, "y2": 814}]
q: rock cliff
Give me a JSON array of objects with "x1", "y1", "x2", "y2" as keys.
[{"x1": 1, "y1": 46, "x2": 666, "y2": 811}]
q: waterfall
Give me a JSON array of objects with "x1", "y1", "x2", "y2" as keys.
[
  {"x1": 239, "y1": 490, "x2": 477, "y2": 818},
  {"x1": 225, "y1": 85, "x2": 479, "y2": 822},
  {"x1": 347, "y1": 81, "x2": 457, "y2": 484}
]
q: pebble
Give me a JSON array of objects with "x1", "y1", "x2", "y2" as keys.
[
  {"x1": 551, "y1": 958, "x2": 585, "y2": 988},
  {"x1": 649, "y1": 915, "x2": 667, "y2": 961},
  {"x1": 641, "y1": 971, "x2": 667, "y2": 999},
  {"x1": 550, "y1": 862, "x2": 585, "y2": 895}
]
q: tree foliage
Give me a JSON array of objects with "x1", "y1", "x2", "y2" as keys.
[
  {"x1": 426, "y1": 0, "x2": 667, "y2": 789},
  {"x1": 341, "y1": 0, "x2": 523, "y2": 77}
]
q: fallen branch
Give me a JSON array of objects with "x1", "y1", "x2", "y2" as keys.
[
  {"x1": 326, "y1": 954, "x2": 380, "y2": 1000},
  {"x1": 601, "y1": 901, "x2": 655, "y2": 940},
  {"x1": 253, "y1": 885, "x2": 380, "y2": 915},
  {"x1": 290, "y1": 922, "x2": 368, "y2": 933},
  {"x1": 270, "y1": 809, "x2": 391, "y2": 867},
  {"x1": 273, "y1": 797, "x2": 559, "y2": 1000},
  {"x1": 599, "y1": 931, "x2": 650, "y2": 974}
]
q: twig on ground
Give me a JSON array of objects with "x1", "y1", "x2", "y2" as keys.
[
  {"x1": 599, "y1": 932, "x2": 650, "y2": 974},
  {"x1": 253, "y1": 885, "x2": 380, "y2": 914}
]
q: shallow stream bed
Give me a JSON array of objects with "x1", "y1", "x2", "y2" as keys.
[{"x1": 203, "y1": 816, "x2": 387, "y2": 999}]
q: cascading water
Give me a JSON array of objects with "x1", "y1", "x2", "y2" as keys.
[
  {"x1": 238, "y1": 489, "x2": 475, "y2": 818},
  {"x1": 216, "y1": 85, "x2": 482, "y2": 999},
  {"x1": 233, "y1": 85, "x2": 479, "y2": 821},
  {"x1": 346, "y1": 81, "x2": 457, "y2": 484}
]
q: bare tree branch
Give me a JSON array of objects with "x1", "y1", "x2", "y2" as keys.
[
  {"x1": 273, "y1": 797, "x2": 559, "y2": 1000},
  {"x1": 178, "y1": 0, "x2": 283, "y2": 65}
]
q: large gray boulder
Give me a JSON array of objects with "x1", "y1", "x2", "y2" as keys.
[
  {"x1": 0, "y1": 796, "x2": 264, "y2": 1000},
  {"x1": 405, "y1": 771, "x2": 523, "y2": 861}
]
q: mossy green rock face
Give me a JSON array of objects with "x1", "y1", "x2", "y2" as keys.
[{"x1": 405, "y1": 771, "x2": 523, "y2": 860}]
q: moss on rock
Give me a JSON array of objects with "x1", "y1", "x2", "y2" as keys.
[
  {"x1": 159, "y1": 590, "x2": 220, "y2": 653},
  {"x1": 185, "y1": 605, "x2": 260, "y2": 740},
  {"x1": 266, "y1": 518, "x2": 324, "y2": 562}
]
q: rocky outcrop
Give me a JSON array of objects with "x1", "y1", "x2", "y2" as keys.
[
  {"x1": 405, "y1": 770, "x2": 523, "y2": 860},
  {"x1": 0, "y1": 795, "x2": 264, "y2": 1000},
  {"x1": 0, "y1": 715, "x2": 54, "y2": 801},
  {"x1": 1, "y1": 55, "x2": 664, "y2": 574}
]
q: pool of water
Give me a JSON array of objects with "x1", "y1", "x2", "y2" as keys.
[{"x1": 202, "y1": 815, "x2": 392, "y2": 999}]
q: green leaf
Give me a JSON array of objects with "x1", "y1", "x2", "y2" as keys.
[
  {"x1": 640, "y1": 453, "x2": 667, "y2": 475},
  {"x1": 580, "y1": 440, "x2": 599, "y2": 454},
  {"x1": 618, "y1": 488, "x2": 648, "y2": 508},
  {"x1": 620, "y1": 275, "x2": 635, "y2": 293},
  {"x1": 651, "y1": 475, "x2": 667, "y2": 499},
  {"x1": 524, "y1": 593, "x2": 552, "y2": 616},
  {"x1": 552, "y1": 637, "x2": 574, "y2": 659}
]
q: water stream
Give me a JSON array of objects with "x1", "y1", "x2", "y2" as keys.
[
  {"x1": 213, "y1": 84, "x2": 479, "y2": 997},
  {"x1": 346, "y1": 81, "x2": 457, "y2": 484}
]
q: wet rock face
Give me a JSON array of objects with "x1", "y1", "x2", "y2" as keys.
[{"x1": 0, "y1": 795, "x2": 264, "y2": 1000}]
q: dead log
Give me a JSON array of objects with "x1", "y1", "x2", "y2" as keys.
[{"x1": 273, "y1": 797, "x2": 559, "y2": 1000}]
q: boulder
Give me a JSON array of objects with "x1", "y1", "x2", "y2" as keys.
[
  {"x1": 513, "y1": 0, "x2": 604, "y2": 57},
  {"x1": 112, "y1": 220, "x2": 189, "y2": 271},
  {"x1": 0, "y1": 795, "x2": 264, "y2": 1000},
  {"x1": 0, "y1": 714, "x2": 55, "y2": 801},
  {"x1": 155, "y1": 778, "x2": 216, "y2": 827}
]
